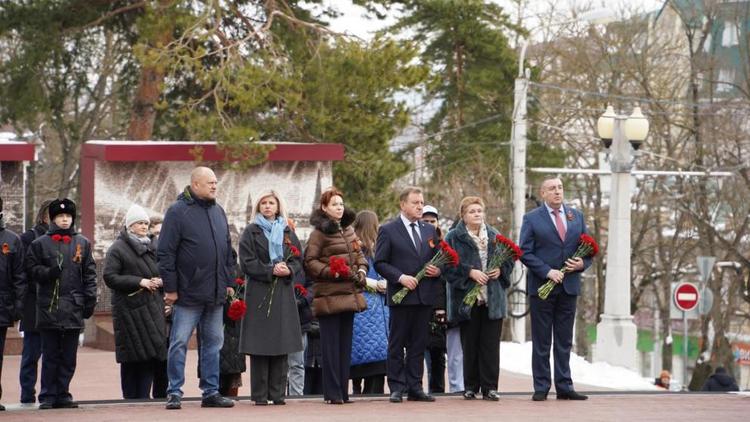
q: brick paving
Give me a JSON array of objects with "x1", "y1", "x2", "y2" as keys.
[{"x1": 1, "y1": 347, "x2": 747, "y2": 421}]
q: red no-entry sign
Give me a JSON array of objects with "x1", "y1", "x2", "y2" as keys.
[{"x1": 674, "y1": 282, "x2": 700, "y2": 312}]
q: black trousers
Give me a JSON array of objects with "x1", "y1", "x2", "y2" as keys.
[
  {"x1": 250, "y1": 354, "x2": 288, "y2": 402},
  {"x1": 529, "y1": 286, "x2": 577, "y2": 393},
  {"x1": 303, "y1": 366, "x2": 323, "y2": 395},
  {"x1": 0, "y1": 327, "x2": 6, "y2": 401},
  {"x1": 318, "y1": 312, "x2": 354, "y2": 402},
  {"x1": 459, "y1": 305, "x2": 501, "y2": 394},
  {"x1": 121, "y1": 360, "x2": 161, "y2": 399},
  {"x1": 387, "y1": 305, "x2": 432, "y2": 395},
  {"x1": 19, "y1": 330, "x2": 42, "y2": 403},
  {"x1": 352, "y1": 375, "x2": 386, "y2": 394},
  {"x1": 39, "y1": 329, "x2": 79, "y2": 405},
  {"x1": 152, "y1": 359, "x2": 168, "y2": 398},
  {"x1": 425, "y1": 346, "x2": 446, "y2": 393}
]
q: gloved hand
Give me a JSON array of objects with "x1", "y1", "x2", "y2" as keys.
[{"x1": 48, "y1": 264, "x2": 62, "y2": 282}]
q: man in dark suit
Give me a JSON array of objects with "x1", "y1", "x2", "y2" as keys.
[
  {"x1": 519, "y1": 177, "x2": 592, "y2": 402},
  {"x1": 375, "y1": 187, "x2": 441, "y2": 403}
]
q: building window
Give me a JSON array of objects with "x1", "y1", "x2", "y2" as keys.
[
  {"x1": 716, "y1": 68, "x2": 736, "y2": 93},
  {"x1": 722, "y1": 22, "x2": 739, "y2": 47}
]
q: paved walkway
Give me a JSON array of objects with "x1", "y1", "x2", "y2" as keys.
[
  {"x1": 1, "y1": 392, "x2": 748, "y2": 422},
  {"x1": 1, "y1": 348, "x2": 747, "y2": 421}
]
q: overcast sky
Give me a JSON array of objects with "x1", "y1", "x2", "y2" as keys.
[{"x1": 325, "y1": 0, "x2": 667, "y2": 40}]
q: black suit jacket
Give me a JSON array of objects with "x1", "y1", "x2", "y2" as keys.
[{"x1": 374, "y1": 217, "x2": 441, "y2": 306}]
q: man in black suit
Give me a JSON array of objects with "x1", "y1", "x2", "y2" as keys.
[
  {"x1": 375, "y1": 187, "x2": 441, "y2": 403},
  {"x1": 519, "y1": 177, "x2": 592, "y2": 402}
]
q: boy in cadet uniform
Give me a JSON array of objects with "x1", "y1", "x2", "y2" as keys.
[{"x1": 26, "y1": 198, "x2": 97, "y2": 409}]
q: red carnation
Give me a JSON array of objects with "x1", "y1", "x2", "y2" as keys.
[
  {"x1": 329, "y1": 256, "x2": 350, "y2": 279},
  {"x1": 538, "y1": 234, "x2": 599, "y2": 300},
  {"x1": 51, "y1": 234, "x2": 62, "y2": 242},
  {"x1": 294, "y1": 283, "x2": 308, "y2": 297},
  {"x1": 439, "y1": 241, "x2": 460, "y2": 267},
  {"x1": 392, "y1": 238, "x2": 461, "y2": 304},
  {"x1": 289, "y1": 245, "x2": 301, "y2": 257},
  {"x1": 62, "y1": 235, "x2": 72, "y2": 244},
  {"x1": 579, "y1": 234, "x2": 599, "y2": 257},
  {"x1": 235, "y1": 277, "x2": 245, "y2": 286},
  {"x1": 227, "y1": 299, "x2": 247, "y2": 321}
]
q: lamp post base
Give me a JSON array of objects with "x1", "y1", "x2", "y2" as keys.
[{"x1": 593, "y1": 314, "x2": 638, "y2": 371}]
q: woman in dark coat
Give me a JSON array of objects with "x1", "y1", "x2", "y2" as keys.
[
  {"x1": 238, "y1": 190, "x2": 303, "y2": 405},
  {"x1": 304, "y1": 187, "x2": 368, "y2": 404},
  {"x1": 444, "y1": 196, "x2": 513, "y2": 402},
  {"x1": 103, "y1": 204, "x2": 168, "y2": 399}
]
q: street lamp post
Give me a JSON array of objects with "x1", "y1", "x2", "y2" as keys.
[{"x1": 593, "y1": 105, "x2": 649, "y2": 371}]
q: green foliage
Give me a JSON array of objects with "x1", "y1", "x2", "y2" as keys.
[
  {"x1": 149, "y1": 3, "x2": 428, "y2": 214},
  {"x1": 366, "y1": 1, "x2": 521, "y2": 217}
]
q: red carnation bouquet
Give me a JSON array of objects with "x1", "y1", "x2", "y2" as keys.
[
  {"x1": 227, "y1": 277, "x2": 247, "y2": 321},
  {"x1": 328, "y1": 256, "x2": 350, "y2": 279},
  {"x1": 463, "y1": 234, "x2": 522, "y2": 308},
  {"x1": 259, "y1": 241, "x2": 301, "y2": 318},
  {"x1": 392, "y1": 240, "x2": 459, "y2": 304},
  {"x1": 537, "y1": 233, "x2": 599, "y2": 300}
]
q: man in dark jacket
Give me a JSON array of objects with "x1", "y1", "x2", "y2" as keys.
[
  {"x1": 0, "y1": 196, "x2": 27, "y2": 411},
  {"x1": 26, "y1": 198, "x2": 97, "y2": 409},
  {"x1": 158, "y1": 166, "x2": 236, "y2": 410},
  {"x1": 375, "y1": 186, "x2": 442, "y2": 403},
  {"x1": 18, "y1": 199, "x2": 52, "y2": 405},
  {"x1": 702, "y1": 366, "x2": 739, "y2": 392}
]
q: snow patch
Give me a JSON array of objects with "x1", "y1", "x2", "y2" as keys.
[{"x1": 501, "y1": 341, "x2": 659, "y2": 390}]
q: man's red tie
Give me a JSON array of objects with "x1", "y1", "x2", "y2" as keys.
[{"x1": 553, "y1": 209, "x2": 566, "y2": 241}]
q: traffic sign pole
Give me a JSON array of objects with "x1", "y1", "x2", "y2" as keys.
[
  {"x1": 683, "y1": 310, "x2": 688, "y2": 390},
  {"x1": 673, "y1": 282, "x2": 700, "y2": 389}
]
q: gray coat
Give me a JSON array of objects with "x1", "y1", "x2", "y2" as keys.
[{"x1": 238, "y1": 223, "x2": 303, "y2": 356}]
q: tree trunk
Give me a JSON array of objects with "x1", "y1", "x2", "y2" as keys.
[
  {"x1": 126, "y1": 1, "x2": 173, "y2": 140},
  {"x1": 126, "y1": 65, "x2": 166, "y2": 140}
]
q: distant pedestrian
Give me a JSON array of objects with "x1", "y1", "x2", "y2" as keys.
[
  {"x1": 701, "y1": 367, "x2": 739, "y2": 392},
  {"x1": 655, "y1": 370, "x2": 671, "y2": 389}
]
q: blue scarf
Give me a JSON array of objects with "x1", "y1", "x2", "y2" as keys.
[{"x1": 254, "y1": 214, "x2": 287, "y2": 263}]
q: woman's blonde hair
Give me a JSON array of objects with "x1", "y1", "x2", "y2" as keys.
[
  {"x1": 353, "y1": 210, "x2": 379, "y2": 257},
  {"x1": 459, "y1": 196, "x2": 485, "y2": 217},
  {"x1": 251, "y1": 190, "x2": 288, "y2": 221}
]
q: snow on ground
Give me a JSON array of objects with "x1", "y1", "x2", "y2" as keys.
[{"x1": 500, "y1": 342, "x2": 659, "y2": 391}]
